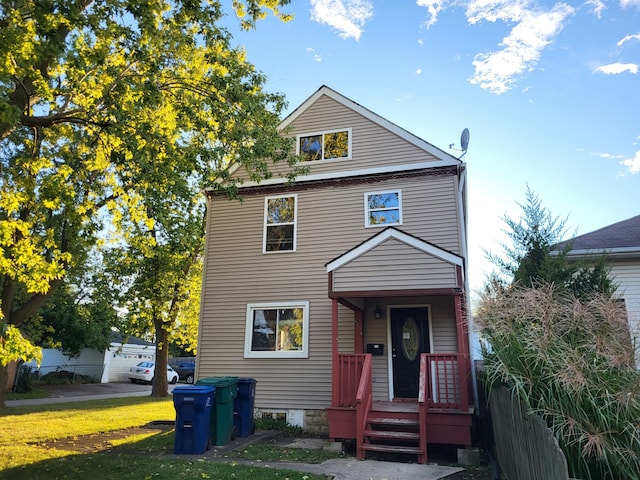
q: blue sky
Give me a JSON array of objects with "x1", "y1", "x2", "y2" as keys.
[{"x1": 224, "y1": 0, "x2": 639, "y2": 294}]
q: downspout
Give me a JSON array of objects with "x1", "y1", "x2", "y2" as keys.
[{"x1": 457, "y1": 164, "x2": 479, "y2": 412}]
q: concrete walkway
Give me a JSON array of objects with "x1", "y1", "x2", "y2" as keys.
[
  {"x1": 6, "y1": 383, "x2": 464, "y2": 480},
  {"x1": 231, "y1": 437, "x2": 462, "y2": 480}
]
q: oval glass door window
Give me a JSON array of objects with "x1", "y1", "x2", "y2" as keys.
[{"x1": 401, "y1": 317, "x2": 419, "y2": 361}]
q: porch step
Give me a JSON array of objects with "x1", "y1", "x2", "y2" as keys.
[
  {"x1": 360, "y1": 443, "x2": 423, "y2": 455},
  {"x1": 367, "y1": 416, "x2": 419, "y2": 428},
  {"x1": 361, "y1": 409, "x2": 424, "y2": 462},
  {"x1": 364, "y1": 429, "x2": 420, "y2": 442}
]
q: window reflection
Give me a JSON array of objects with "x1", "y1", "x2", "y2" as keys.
[
  {"x1": 251, "y1": 308, "x2": 304, "y2": 352},
  {"x1": 299, "y1": 130, "x2": 349, "y2": 162}
]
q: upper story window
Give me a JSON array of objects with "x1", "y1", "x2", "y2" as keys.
[
  {"x1": 264, "y1": 194, "x2": 297, "y2": 253},
  {"x1": 244, "y1": 302, "x2": 310, "y2": 358},
  {"x1": 297, "y1": 129, "x2": 351, "y2": 162},
  {"x1": 365, "y1": 190, "x2": 402, "y2": 227}
]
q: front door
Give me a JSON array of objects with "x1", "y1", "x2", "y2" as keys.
[{"x1": 391, "y1": 307, "x2": 430, "y2": 398}]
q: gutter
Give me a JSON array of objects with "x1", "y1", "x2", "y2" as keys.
[{"x1": 565, "y1": 247, "x2": 640, "y2": 260}]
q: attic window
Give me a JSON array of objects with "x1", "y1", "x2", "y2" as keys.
[
  {"x1": 298, "y1": 129, "x2": 350, "y2": 161},
  {"x1": 365, "y1": 190, "x2": 402, "y2": 227}
]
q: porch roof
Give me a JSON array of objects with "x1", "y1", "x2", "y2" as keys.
[{"x1": 325, "y1": 227, "x2": 463, "y2": 273}]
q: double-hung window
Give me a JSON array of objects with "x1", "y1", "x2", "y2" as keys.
[
  {"x1": 244, "y1": 302, "x2": 310, "y2": 358},
  {"x1": 298, "y1": 129, "x2": 351, "y2": 162},
  {"x1": 365, "y1": 190, "x2": 402, "y2": 227},
  {"x1": 264, "y1": 195, "x2": 297, "y2": 253}
]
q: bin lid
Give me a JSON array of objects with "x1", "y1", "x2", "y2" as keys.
[
  {"x1": 237, "y1": 377, "x2": 257, "y2": 384},
  {"x1": 196, "y1": 376, "x2": 238, "y2": 387},
  {"x1": 173, "y1": 385, "x2": 214, "y2": 395}
]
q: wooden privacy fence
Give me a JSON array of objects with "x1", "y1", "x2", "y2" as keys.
[{"x1": 490, "y1": 386, "x2": 573, "y2": 480}]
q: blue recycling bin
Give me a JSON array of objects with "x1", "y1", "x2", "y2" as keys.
[
  {"x1": 234, "y1": 378, "x2": 257, "y2": 437},
  {"x1": 173, "y1": 385, "x2": 215, "y2": 454}
]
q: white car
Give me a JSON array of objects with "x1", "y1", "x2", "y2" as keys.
[{"x1": 128, "y1": 361, "x2": 179, "y2": 385}]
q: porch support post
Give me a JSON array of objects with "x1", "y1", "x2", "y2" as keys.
[
  {"x1": 354, "y1": 309, "x2": 364, "y2": 353},
  {"x1": 454, "y1": 295, "x2": 470, "y2": 411},
  {"x1": 331, "y1": 297, "x2": 339, "y2": 406}
]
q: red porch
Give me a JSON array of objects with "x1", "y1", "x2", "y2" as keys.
[{"x1": 326, "y1": 296, "x2": 474, "y2": 464}]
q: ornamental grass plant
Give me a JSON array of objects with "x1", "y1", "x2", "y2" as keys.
[{"x1": 476, "y1": 284, "x2": 640, "y2": 480}]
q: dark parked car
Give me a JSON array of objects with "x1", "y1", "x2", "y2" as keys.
[{"x1": 171, "y1": 360, "x2": 195, "y2": 384}]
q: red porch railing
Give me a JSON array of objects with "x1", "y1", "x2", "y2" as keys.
[
  {"x1": 355, "y1": 354, "x2": 373, "y2": 460},
  {"x1": 422, "y1": 353, "x2": 470, "y2": 411},
  {"x1": 418, "y1": 354, "x2": 427, "y2": 463},
  {"x1": 335, "y1": 352, "x2": 471, "y2": 411},
  {"x1": 336, "y1": 353, "x2": 368, "y2": 408}
]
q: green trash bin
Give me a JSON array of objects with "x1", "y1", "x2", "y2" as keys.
[{"x1": 196, "y1": 376, "x2": 238, "y2": 445}]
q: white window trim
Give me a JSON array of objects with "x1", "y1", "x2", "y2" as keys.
[
  {"x1": 364, "y1": 189, "x2": 403, "y2": 228},
  {"x1": 244, "y1": 301, "x2": 310, "y2": 359},
  {"x1": 263, "y1": 194, "x2": 297, "y2": 254},
  {"x1": 296, "y1": 128, "x2": 352, "y2": 162}
]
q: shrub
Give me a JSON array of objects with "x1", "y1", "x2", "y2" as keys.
[{"x1": 477, "y1": 283, "x2": 640, "y2": 480}]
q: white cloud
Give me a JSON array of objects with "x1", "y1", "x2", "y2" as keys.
[
  {"x1": 585, "y1": 0, "x2": 606, "y2": 18},
  {"x1": 466, "y1": 0, "x2": 529, "y2": 24},
  {"x1": 597, "y1": 152, "x2": 624, "y2": 159},
  {"x1": 416, "y1": 68, "x2": 423, "y2": 75},
  {"x1": 595, "y1": 62, "x2": 639, "y2": 74},
  {"x1": 620, "y1": 0, "x2": 640, "y2": 8},
  {"x1": 417, "y1": 0, "x2": 447, "y2": 28},
  {"x1": 310, "y1": 0, "x2": 374, "y2": 41},
  {"x1": 468, "y1": 2, "x2": 574, "y2": 94},
  {"x1": 620, "y1": 151, "x2": 640, "y2": 174},
  {"x1": 306, "y1": 47, "x2": 323, "y2": 62},
  {"x1": 617, "y1": 33, "x2": 640, "y2": 47}
]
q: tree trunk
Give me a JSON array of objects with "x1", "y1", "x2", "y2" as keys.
[
  {"x1": 0, "y1": 363, "x2": 9, "y2": 408},
  {"x1": 151, "y1": 320, "x2": 170, "y2": 397}
]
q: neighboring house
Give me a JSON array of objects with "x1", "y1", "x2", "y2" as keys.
[
  {"x1": 23, "y1": 334, "x2": 155, "y2": 384},
  {"x1": 102, "y1": 334, "x2": 156, "y2": 382},
  {"x1": 197, "y1": 86, "x2": 473, "y2": 463},
  {"x1": 561, "y1": 214, "x2": 640, "y2": 366}
]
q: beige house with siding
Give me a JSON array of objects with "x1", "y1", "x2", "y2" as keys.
[{"x1": 197, "y1": 86, "x2": 474, "y2": 462}]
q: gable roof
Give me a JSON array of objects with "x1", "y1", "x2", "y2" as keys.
[
  {"x1": 326, "y1": 226, "x2": 463, "y2": 273},
  {"x1": 282, "y1": 85, "x2": 462, "y2": 166},
  {"x1": 110, "y1": 332, "x2": 155, "y2": 347},
  {"x1": 221, "y1": 85, "x2": 463, "y2": 186},
  {"x1": 560, "y1": 214, "x2": 640, "y2": 258}
]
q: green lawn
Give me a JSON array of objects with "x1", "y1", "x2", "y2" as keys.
[{"x1": 0, "y1": 397, "x2": 326, "y2": 480}]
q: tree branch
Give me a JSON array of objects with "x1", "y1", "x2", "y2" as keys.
[{"x1": 7, "y1": 279, "x2": 63, "y2": 327}]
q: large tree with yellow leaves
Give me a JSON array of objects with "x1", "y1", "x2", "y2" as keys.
[{"x1": 0, "y1": 0, "x2": 297, "y2": 405}]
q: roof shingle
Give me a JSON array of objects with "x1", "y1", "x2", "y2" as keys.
[{"x1": 564, "y1": 215, "x2": 640, "y2": 251}]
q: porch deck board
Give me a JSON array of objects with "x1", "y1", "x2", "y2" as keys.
[{"x1": 372, "y1": 401, "x2": 419, "y2": 413}]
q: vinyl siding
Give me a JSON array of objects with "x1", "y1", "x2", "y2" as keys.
[
  {"x1": 230, "y1": 94, "x2": 444, "y2": 183},
  {"x1": 199, "y1": 91, "x2": 465, "y2": 411},
  {"x1": 288, "y1": 95, "x2": 441, "y2": 175},
  {"x1": 360, "y1": 298, "x2": 458, "y2": 401},
  {"x1": 610, "y1": 259, "x2": 640, "y2": 366},
  {"x1": 332, "y1": 238, "x2": 458, "y2": 292},
  {"x1": 200, "y1": 173, "x2": 462, "y2": 410}
]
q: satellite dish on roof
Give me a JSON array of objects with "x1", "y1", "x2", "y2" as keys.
[
  {"x1": 449, "y1": 128, "x2": 470, "y2": 159},
  {"x1": 460, "y1": 128, "x2": 470, "y2": 152}
]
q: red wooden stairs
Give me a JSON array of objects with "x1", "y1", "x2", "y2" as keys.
[{"x1": 358, "y1": 401, "x2": 426, "y2": 463}]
